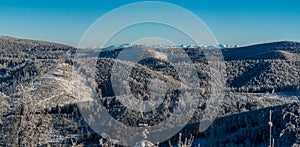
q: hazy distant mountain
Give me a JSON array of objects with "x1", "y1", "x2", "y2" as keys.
[{"x1": 0, "y1": 36, "x2": 299, "y2": 146}]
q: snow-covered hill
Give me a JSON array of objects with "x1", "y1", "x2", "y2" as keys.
[{"x1": 0, "y1": 36, "x2": 299, "y2": 146}]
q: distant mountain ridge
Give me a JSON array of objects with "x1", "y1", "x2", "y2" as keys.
[
  {"x1": 0, "y1": 36, "x2": 299, "y2": 93},
  {"x1": 222, "y1": 41, "x2": 300, "y2": 61},
  {"x1": 0, "y1": 36, "x2": 72, "y2": 48},
  {"x1": 1, "y1": 35, "x2": 299, "y2": 58}
]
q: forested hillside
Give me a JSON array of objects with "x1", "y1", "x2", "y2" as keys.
[{"x1": 0, "y1": 36, "x2": 299, "y2": 146}]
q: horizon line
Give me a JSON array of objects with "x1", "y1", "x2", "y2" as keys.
[{"x1": 1, "y1": 35, "x2": 299, "y2": 49}]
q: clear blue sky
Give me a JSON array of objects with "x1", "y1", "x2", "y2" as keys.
[{"x1": 0, "y1": 0, "x2": 299, "y2": 47}]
